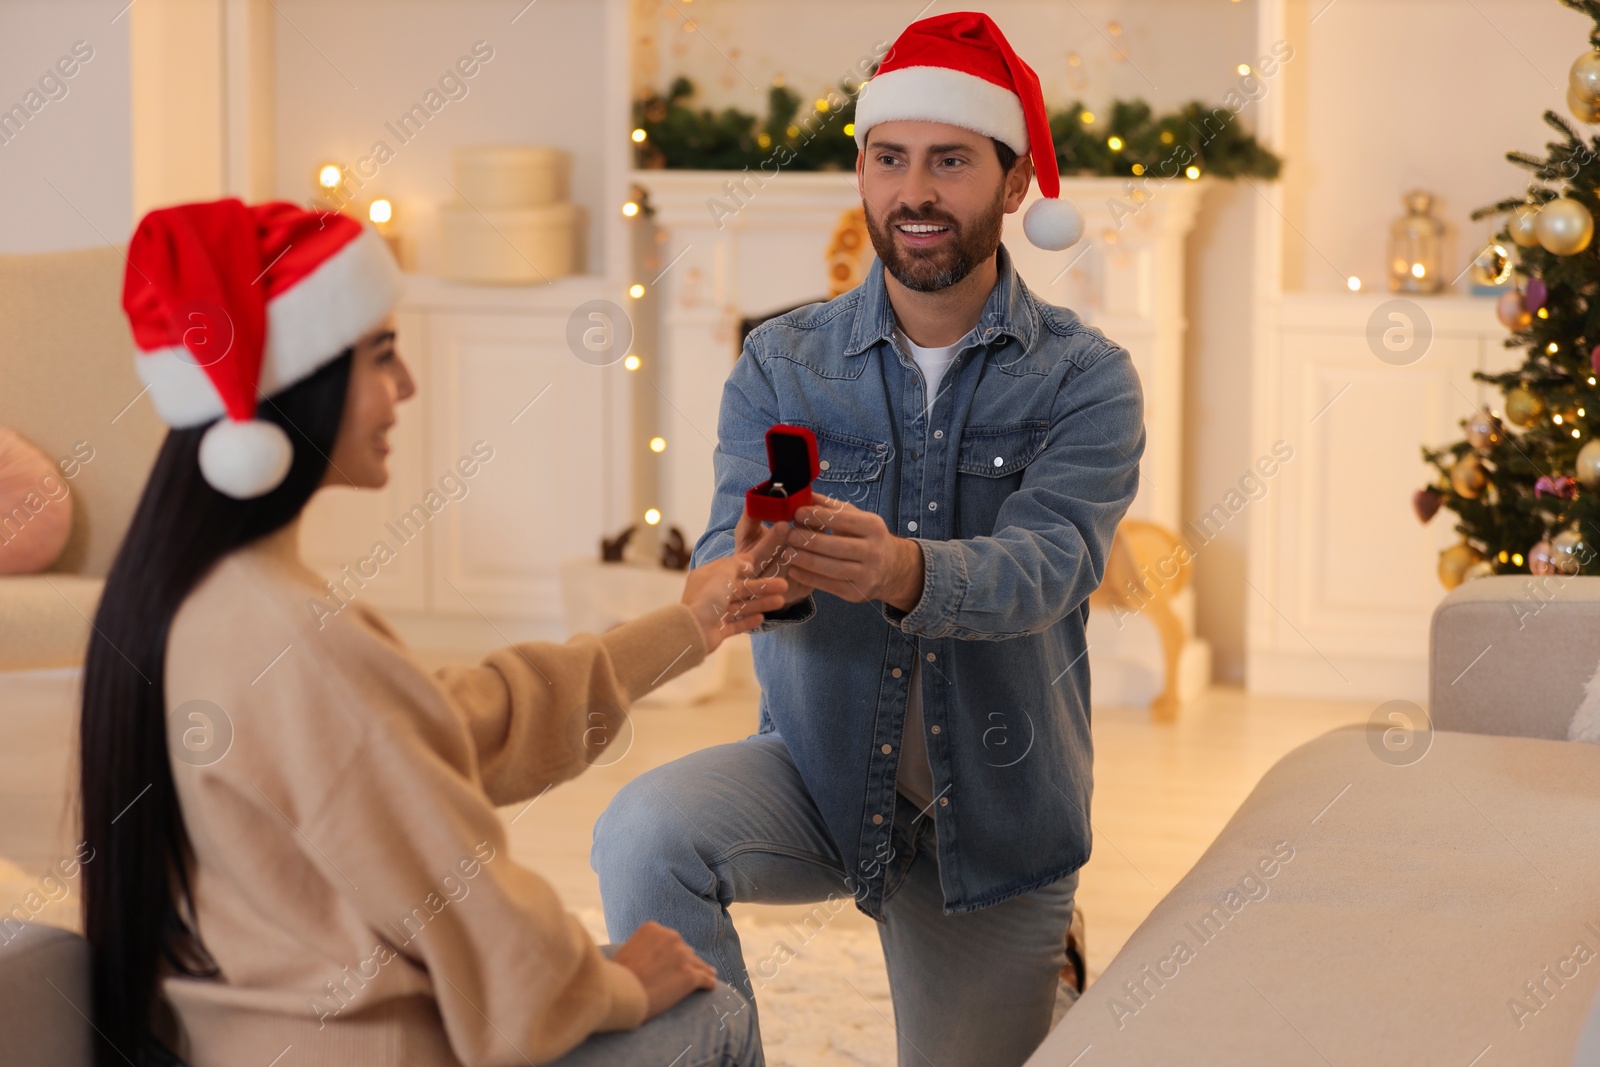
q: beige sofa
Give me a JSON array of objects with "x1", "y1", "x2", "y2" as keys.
[
  {"x1": 1031, "y1": 574, "x2": 1600, "y2": 1066},
  {"x1": 0, "y1": 246, "x2": 165, "y2": 670}
]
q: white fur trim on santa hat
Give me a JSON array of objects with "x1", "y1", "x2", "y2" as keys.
[
  {"x1": 854, "y1": 66, "x2": 1028, "y2": 153},
  {"x1": 135, "y1": 225, "x2": 403, "y2": 428}
]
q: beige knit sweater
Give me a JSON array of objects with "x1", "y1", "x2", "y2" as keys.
[{"x1": 158, "y1": 518, "x2": 708, "y2": 1066}]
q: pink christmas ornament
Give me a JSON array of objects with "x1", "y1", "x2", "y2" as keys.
[
  {"x1": 1412, "y1": 486, "x2": 1442, "y2": 523},
  {"x1": 1526, "y1": 276, "x2": 1548, "y2": 312},
  {"x1": 1535, "y1": 474, "x2": 1579, "y2": 500}
]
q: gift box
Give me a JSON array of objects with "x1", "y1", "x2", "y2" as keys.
[{"x1": 744, "y1": 424, "x2": 819, "y2": 523}]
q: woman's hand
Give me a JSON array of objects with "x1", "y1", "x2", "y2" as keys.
[
  {"x1": 611, "y1": 920, "x2": 718, "y2": 1021},
  {"x1": 733, "y1": 510, "x2": 816, "y2": 609},
  {"x1": 680, "y1": 550, "x2": 789, "y2": 653}
]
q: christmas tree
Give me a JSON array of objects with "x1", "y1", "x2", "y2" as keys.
[{"x1": 1420, "y1": 0, "x2": 1600, "y2": 588}]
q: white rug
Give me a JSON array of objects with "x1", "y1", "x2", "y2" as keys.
[{"x1": 576, "y1": 908, "x2": 1080, "y2": 1066}]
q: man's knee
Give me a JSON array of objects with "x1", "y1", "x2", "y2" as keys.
[{"x1": 591, "y1": 769, "x2": 693, "y2": 879}]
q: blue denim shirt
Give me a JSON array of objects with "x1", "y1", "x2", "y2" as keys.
[{"x1": 690, "y1": 242, "x2": 1145, "y2": 919}]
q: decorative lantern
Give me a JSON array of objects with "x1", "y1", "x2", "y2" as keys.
[{"x1": 1389, "y1": 190, "x2": 1446, "y2": 294}]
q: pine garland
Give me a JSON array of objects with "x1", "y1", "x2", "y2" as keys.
[{"x1": 632, "y1": 75, "x2": 1283, "y2": 180}]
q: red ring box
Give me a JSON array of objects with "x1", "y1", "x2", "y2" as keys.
[{"x1": 744, "y1": 424, "x2": 819, "y2": 523}]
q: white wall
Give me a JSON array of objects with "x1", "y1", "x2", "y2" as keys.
[
  {"x1": 270, "y1": 0, "x2": 613, "y2": 276},
  {"x1": 1282, "y1": 0, "x2": 1589, "y2": 295},
  {"x1": 0, "y1": 1, "x2": 131, "y2": 253}
]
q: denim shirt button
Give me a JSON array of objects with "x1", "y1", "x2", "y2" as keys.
[
  {"x1": 891, "y1": 668, "x2": 903, "y2": 678},
  {"x1": 881, "y1": 743, "x2": 892, "y2": 754},
  {"x1": 926, "y1": 652, "x2": 936, "y2": 662},
  {"x1": 872, "y1": 813, "x2": 884, "y2": 825},
  {"x1": 819, "y1": 459, "x2": 830, "y2": 471},
  {"x1": 939, "y1": 797, "x2": 949, "y2": 807},
  {"x1": 928, "y1": 501, "x2": 937, "y2": 511},
  {"x1": 933, "y1": 430, "x2": 943, "y2": 439},
  {"x1": 907, "y1": 520, "x2": 918, "y2": 532},
  {"x1": 930, "y1": 725, "x2": 941, "y2": 734}
]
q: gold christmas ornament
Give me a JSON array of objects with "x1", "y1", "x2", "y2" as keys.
[
  {"x1": 1577, "y1": 438, "x2": 1600, "y2": 488},
  {"x1": 1570, "y1": 85, "x2": 1600, "y2": 125},
  {"x1": 1450, "y1": 454, "x2": 1488, "y2": 498},
  {"x1": 1469, "y1": 241, "x2": 1513, "y2": 286},
  {"x1": 1505, "y1": 386, "x2": 1546, "y2": 428},
  {"x1": 1509, "y1": 204, "x2": 1543, "y2": 248},
  {"x1": 1571, "y1": 50, "x2": 1600, "y2": 101},
  {"x1": 1465, "y1": 409, "x2": 1504, "y2": 451},
  {"x1": 1536, "y1": 197, "x2": 1595, "y2": 256},
  {"x1": 1552, "y1": 528, "x2": 1586, "y2": 575},
  {"x1": 1438, "y1": 543, "x2": 1483, "y2": 590}
]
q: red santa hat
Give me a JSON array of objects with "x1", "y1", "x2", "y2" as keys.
[
  {"x1": 854, "y1": 11, "x2": 1083, "y2": 251},
  {"x1": 122, "y1": 198, "x2": 403, "y2": 499}
]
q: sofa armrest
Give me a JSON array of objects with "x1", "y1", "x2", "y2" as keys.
[{"x1": 1429, "y1": 574, "x2": 1600, "y2": 740}]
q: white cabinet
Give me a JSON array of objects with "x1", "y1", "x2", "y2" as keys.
[
  {"x1": 299, "y1": 276, "x2": 633, "y2": 647},
  {"x1": 1246, "y1": 294, "x2": 1519, "y2": 700}
]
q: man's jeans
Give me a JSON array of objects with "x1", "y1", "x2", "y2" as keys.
[
  {"x1": 543, "y1": 946, "x2": 764, "y2": 1067},
  {"x1": 591, "y1": 732, "x2": 1078, "y2": 1067}
]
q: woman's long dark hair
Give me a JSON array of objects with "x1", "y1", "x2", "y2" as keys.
[{"x1": 80, "y1": 351, "x2": 353, "y2": 1066}]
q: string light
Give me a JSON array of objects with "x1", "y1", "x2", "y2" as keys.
[
  {"x1": 1131, "y1": 163, "x2": 1146, "y2": 175},
  {"x1": 624, "y1": 354, "x2": 642, "y2": 371},
  {"x1": 1513, "y1": 553, "x2": 1526, "y2": 566},
  {"x1": 649, "y1": 436, "x2": 667, "y2": 452},
  {"x1": 1160, "y1": 130, "x2": 1174, "y2": 144},
  {"x1": 1555, "y1": 414, "x2": 1565, "y2": 424},
  {"x1": 1411, "y1": 263, "x2": 1426, "y2": 279},
  {"x1": 1538, "y1": 308, "x2": 1550, "y2": 318},
  {"x1": 1108, "y1": 136, "x2": 1124, "y2": 151},
  {"x1": 1237, "y1": 64, "x2": 1252, "y2": 75},
  {"x1": 317, "y1": 164, "x2": 342, "y2": 189},
  {"x1": 629, "y1": 284, "x2": 646, "y2": 298},
  {"x1": 644, "y1": 508, "x2": 662, "y2": 525},
  {"x1": 1347, "y1": 276, "x2": 1362, "y2": 291},
  {"x1": 1080, "y1": 110, "x2": 1096, "y2": 125},
  {"x1": 621, "y1": 201, "x2": 640, "y2": 217},
  {"x1": 368, "y1": 199, "x2": 392, "y2": 225},
  {"x1": 843, "y1": 123, "x2": 855, "y2": 137},
  {"x1": 1548, "y1": 342, "x2": 1560, "y2": 354},
  {"x1": 631, "y1": 128, "x2": 648, "y2": 143},
  {"x1": 1185, "y1": 165, "x2": 1201, "y2": 179}
]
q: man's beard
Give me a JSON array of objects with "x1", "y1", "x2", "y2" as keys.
[{"x1": 864, "y1": 185, "x2": 1007, "y2": 293}]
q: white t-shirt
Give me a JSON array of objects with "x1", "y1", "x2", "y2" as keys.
[{"x1": 894, "y1": 327, "x2": 963, "y2": 812}]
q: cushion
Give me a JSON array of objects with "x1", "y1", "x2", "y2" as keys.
[{"x1": 0, "y1": 429, "x2": 72, "y2": 575}]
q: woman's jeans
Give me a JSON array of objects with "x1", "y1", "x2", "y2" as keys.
[{"x1": 590, "y1": 732, "x2": 1078, "y2": 1067}]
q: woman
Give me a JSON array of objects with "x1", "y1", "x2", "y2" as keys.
[{"x1": 79, "y1": 199, "x2": 786, "y2": 1066}]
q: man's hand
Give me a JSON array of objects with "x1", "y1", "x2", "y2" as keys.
[{"x1": 782, "y1": 492, "x2": 925, "y2": 612}]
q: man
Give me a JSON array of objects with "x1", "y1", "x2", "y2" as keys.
[{"x1": 592, "y1": 12, "x2": 1144, "y2": 1064}]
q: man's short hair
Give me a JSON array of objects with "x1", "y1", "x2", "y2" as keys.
[{"x1": 993, "y1": 138, "x2": 1019, "y2": 173}]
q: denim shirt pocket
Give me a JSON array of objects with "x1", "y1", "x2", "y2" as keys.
[
  {"x1": 954, "y1": 421, "x2": 1049, "y2": 539},
  {"x1": 805, "y1": 425, "x2": 891, "y2": 517}
]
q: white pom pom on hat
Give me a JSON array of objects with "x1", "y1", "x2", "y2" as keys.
[
  {"x1": 122, "y1": 198, "x2": 403, "y2": 498},
  {"x1": 1023, "y1": 198, "x2": 1085, "y2": 252},
  {"x1": 198, "y1": 418, "x2": 294, "y2": 500},
  {"x1": 854, "y1": 11, "x2": 1084, "y2": 252}
]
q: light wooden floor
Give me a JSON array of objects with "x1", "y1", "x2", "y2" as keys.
[{"x1": 0, "y1": 647, "x2": 1370, "y2": 979}]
